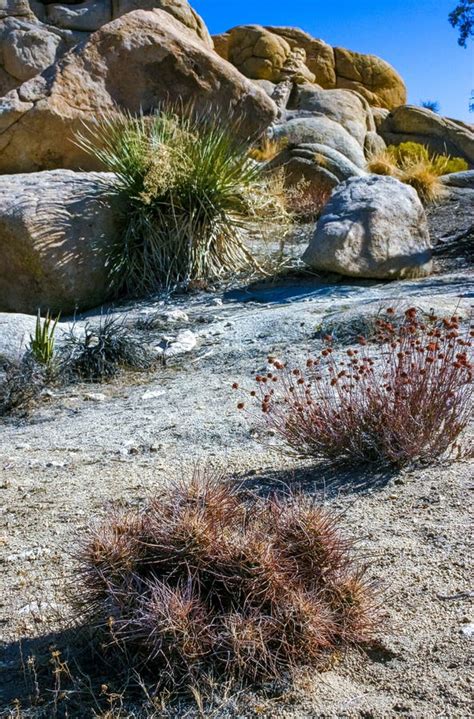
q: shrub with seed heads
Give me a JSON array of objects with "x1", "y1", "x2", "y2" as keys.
[
  {"x1": 74, "y1": 471, "x2": 377, "y2": 689},
  {"x1": 239, "y1": 308, "x2": 473, "y2": 467}
]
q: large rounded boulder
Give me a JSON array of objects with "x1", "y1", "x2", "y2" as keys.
[
  {"x1": 227, "y1": 25, "x2": 315, "y2": 84},
  {"x1": 303, "y1": 175, "x2": 432, "y2": 279},
  {"x1": 333, "y1": 47, "x2": 406, "y2": 110},
  {"x1": 0, "y1": 170, "x2": 119, "y2": 314},
  {"x1": 288, "y1": 86, "x2": 376, "y2": 146},
  {"x1": 272, "y1": 115, "x2": 366, "y2": 168},
  {"x1": 0, "y1": 9, "x2": 277, "y2": 173},
  {"x1": 0, "y1": 1, "x2": 213, "y2": 95}
]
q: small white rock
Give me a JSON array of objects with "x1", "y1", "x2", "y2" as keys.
[
  {"x1": 142, "y1": 389, "x2": 165, "y2": 400},
  {"x1": 83, "y1": 392, "x2": 107, "y2": 402},
  {"x1": 460, "y1": 623, "x2": 474, "y2": 639},
  {"x1": 156, "y1": 330, "x2": 197, "y2": 359},
  {"x1": 164, "y1": 309, "x2": 189, "y2": 323}
]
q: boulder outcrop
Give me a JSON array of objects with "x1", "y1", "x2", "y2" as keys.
[
  {"x1": 303, "y1": 175, "x2": 432, "y2": 279},
  {"x1": 0, "y1": 0, "x2": 213, "y2": 95},
  {"x1": 0, "y1": 9, "x2": 277, "y2": 173},
  {"x1": 213, "y1": 24, "x2": 406, "y2": 109}
]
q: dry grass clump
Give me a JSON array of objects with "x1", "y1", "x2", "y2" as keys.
[
  {"x1": 77, "y1": 109, "x2": 288, "y2": 296},
  {"x1": 367, "y1": 142, "x2": 468, "y2": 203},
  {"x1": 74, "y1": 471, "x2": 377, "y2": 690},
  {"x1": 59, "y1": 315, "x2": 154, "y2": 382},
  {"x1": 248, "y1": 136, "x2": 288, "y2": 162},
  {"x1": 238, "y1": 308, "x2": 473, "y2": 467}
]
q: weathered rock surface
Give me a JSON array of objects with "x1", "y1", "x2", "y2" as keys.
[
  {"x1": 227, "y1": 25, "x2": 315, "y2": 85},
  {"x1": 0, "y1": 0, "x2": 212, "y2": 95},
  {"x1": 0, "y1": 311, "x2": 38, "y2": 363},
  {"x1": 214, "y1": 24, "x2": 406, "y2": 109},
  {"x1": 271, "y1": 115, "x2": 366, "y2": 168},
  {"x1": 0, "y1": 170, "x2": 119, "y2": 313},
  {"x1": 439, "y1": 170, "x2": 474, "y2": 188},
  {"x1": 334, "y1": 47, "x2": 406, "y2": 110},
  {"x1": 0, "y1": 9, "x2": 276, "y2": 173},
  {"x1": 380, "y1": 105, "x2": 474, "y2": 166},
  {"x1": 0, "y1": 12, "x2": 84, "y2": 95},
  {"x1": 264, "y1": 27, "x2": 337, "y2": 89},
  {"x1": 271, "y1": 142, "x2": 366, "y2": 192},
  {"x1": 287, "y1": 86, "x2": 376, "y2": 146},
  {"x1": 303, "y1": 175, "x2": 432, "y2": 279},
  {"x1": 364, "y1": 130, "x2": 386, "y2": 158}
]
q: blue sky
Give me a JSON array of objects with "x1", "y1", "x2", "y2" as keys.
[{"x1": 193, "y1": 0, "x2": 474, "y2": 121}]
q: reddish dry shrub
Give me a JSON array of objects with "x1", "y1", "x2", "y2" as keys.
[
  {"x1": 239, "y1": 308, "x2": 473, "y2": 467},
  {"x1": 75, "y1": 471, "x2": 376, "y2": 688},
  {"x1": 284, "y1": 179, "x2": 332, "y2": 223}
]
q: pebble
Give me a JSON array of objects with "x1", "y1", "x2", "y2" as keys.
[
  {"x1": 7, "y1": 547, "x2": 51, "y2": 562},
  {"x1": 163, "y1": 309, "x2": 189, "y2": 323},
  {"x1": 83, "y1": 392, "x2": 107, "y2": 402},
  {"x1": 156, "y1": 330, "x2": 197, "y2": 359},
  {"x1": 18, "y1": 600, "x2": 60, "y2": 615},
  {"x1": 460, "y1": 623, "x2": 474, "y2": 639},
  {"x1": 142, "y1": 389, "x2": 165, "y2": 400}
]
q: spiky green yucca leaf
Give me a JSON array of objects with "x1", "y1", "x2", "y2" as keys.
[
  {"x1": 29, "y1": 309, "x2": 59, "y2": 367},
  {"x1": 76, "y1": 109, "x2": 280, "y2": 296}
]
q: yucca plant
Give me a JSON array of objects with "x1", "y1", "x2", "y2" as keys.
[
  {"x1": 77, "y1": 109, "x2": 287, "y2": 296},
  {"x1": 29, "y1": 309, "x2": 59, "y2": 367}
]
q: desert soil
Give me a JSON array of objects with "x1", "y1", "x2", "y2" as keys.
[{"x1": 0, "y1": 197, "x2": 473, "y2": 718}]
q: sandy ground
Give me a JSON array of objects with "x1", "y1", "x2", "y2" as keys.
[{"x1": 0, "y1": 210, "x2": 473, "y2": 717}]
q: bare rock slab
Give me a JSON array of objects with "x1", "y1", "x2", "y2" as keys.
[
  {"x1": 0, "y1": 170, "x2": 118, "y2": 314},
  {"x1": 303, "y1": 175, "x2": 432, "y2": 280}
]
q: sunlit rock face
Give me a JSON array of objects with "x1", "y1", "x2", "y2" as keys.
[{"x1": 0, "y1": 1, "x2": 213, "y2": 95}]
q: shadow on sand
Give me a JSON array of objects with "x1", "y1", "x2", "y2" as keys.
[{"x1": 235, "y1": 461, "x2": 397, "y2": 501}]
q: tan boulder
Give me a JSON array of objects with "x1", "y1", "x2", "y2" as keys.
[
  {"x1": 212, "y1": 31, "x2": 230, "y2": 60},
  {"x1": 380, "y1": 105, "x2": 474, "y2": 166},
  {"x1": 334, "y1": 47, "x2": 406, "y2": 110},
  {"x1": 112, "y1": 0, "x2": 213, "y2": 47},
  {"x1": 222, "y1": 25, "x2": 405, "y2": 109},
  {"x1": 0, "y1": 9, "x2": 276, "y2": 173},
  {"x1": 265, "y1": 26, "x2": 336, "y2": 88},
  {"x1": 228, "y1": 25, "x2": 291, "y2": 83},
  {"x1": 227, "y1": 25, "x2": 315, "y2": 85},
  {"x1": 0, "y1": 0, "x2": 212, "y2": 95},
  {"x1": 0, "y1": 170, "x2": 119, "y2": 314}
]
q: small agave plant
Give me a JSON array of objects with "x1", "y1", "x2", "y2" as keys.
[{"x1": 29, "y1": 309, "x2": 60, "y2": 368}]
